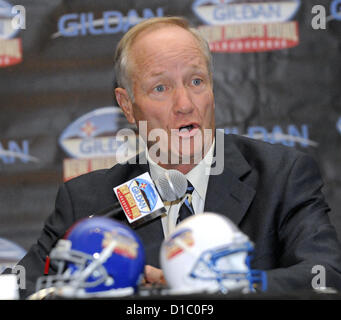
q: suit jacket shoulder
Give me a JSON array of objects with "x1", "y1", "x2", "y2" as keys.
[{"x1": 62, "y1": 153, "x2": 149, "y2": 220}]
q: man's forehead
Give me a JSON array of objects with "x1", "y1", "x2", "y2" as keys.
[
  {"x1": 130, "y1": 24, "x2": 201, "y2": 55},
  {"x1": 132, "y1": 29, "x2": 204, "y2": 64},
  {"x1": 147, "y1": 63, "x2": 207, "y2": 78},
  {"x1": 133, "y1": 23, "x2": 192, "y2": 42},
  {"x1": 126, "y1": 24, "x2": 210, "y2": 83}
]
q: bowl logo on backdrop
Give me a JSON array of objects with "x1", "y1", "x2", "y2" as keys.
[
  {"x1": 59, "y1": 107, "x2": 137, "y2": 159},
  {"x1": 192, "y1": 0, "x2": 301, "y2": 52},
  {"x1": 59, "y1": 107, "x2": 138, "y2": 181},
  {"x1": 0, "y1": 0, "x2": 23, "y2": 67}
]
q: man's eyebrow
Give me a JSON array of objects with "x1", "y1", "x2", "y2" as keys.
[{"x1": 148, "y1": 71, "x2": 166, "y2": 78}]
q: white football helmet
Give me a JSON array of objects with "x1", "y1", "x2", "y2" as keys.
[{"x1": 160, "y1": 212, "x2": 267, "y2": 294}]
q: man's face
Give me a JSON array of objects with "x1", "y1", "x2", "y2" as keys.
[{"x1": 116, "y1": 26, "x2": 215, "y2": 168}]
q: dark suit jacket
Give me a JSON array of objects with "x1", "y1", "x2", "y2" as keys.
[{"x1": 17, "y1": 133, "x2": 341, "y2": 298}]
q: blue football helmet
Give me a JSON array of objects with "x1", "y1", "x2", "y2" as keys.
[
  {"x1": 160, "y1": 213, "x2": 267, "y2": 294},
  {"x1": 36, "y1": 217, "x2": 145, "y2": 298}
]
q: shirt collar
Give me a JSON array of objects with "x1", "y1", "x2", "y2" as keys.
[{"x1": 147, "y1": 139, "x2": 215, "y2": 201}]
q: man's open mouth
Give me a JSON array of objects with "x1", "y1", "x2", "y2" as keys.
[
  {"x1": 179, "y1": 124, "x2": 195, "y2": 132},
  {"x1": 175, "y1": 123, "x2": 200, "y2": 137}
]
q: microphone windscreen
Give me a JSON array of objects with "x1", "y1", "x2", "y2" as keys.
[{"x1": 155, "y1": 170, "x2": 187, "y2": 202}]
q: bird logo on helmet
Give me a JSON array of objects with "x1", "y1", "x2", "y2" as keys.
[
  {"x1": 160, "y1": 212, "x2": 267, "y2": 295},
  {"x1": 35, "y1": 217, "x2": 145, "y2": 298}
]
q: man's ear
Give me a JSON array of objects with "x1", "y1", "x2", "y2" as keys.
[{"x1": 114, "y1": 88, "x2": 135, "y2": 124}]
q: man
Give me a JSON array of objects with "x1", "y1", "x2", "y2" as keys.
[{"x1": 16, "y1": 17, "x2": 341, "y2": 298}]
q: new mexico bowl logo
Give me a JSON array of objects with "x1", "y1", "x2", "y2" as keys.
[
  {"x1": 164, "y1": 229, "x2": 194, "y2": 260},
  {"x1": 0, "y1": 0, "x2": 22, "y2": 67},
  {"x1": 59, "y1": 106, "x2": 136, "y2": 159},
  {"x1": 102, "y1": 231, "x2": 138, "y2": 259},
  {"x1": 192, "y1": 0, "x2": 300, "y2": 25},
  {"x1": 114, "y1": 172, "x2": 165, "y2": 224},
  {"x1": 193, "y1": 0, "x2": 301, "y2": 52},
  {"x1": 128, "y1": 178, "x2": 158, "y2": 214},
  {"x1": 115, "y1": 178, "x2": 159, "y2": 221}
]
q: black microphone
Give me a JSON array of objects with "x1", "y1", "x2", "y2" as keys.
[{"x1": 88, "y1": 203, "x2": 122, "y2": 219}]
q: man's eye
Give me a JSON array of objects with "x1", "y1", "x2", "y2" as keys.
[
  {"x1": 192, "y1": 79, "x2": 202, "y2": 86},
  {"x1": 154, "y1": 85, "x2": 166, "y2": 92}
]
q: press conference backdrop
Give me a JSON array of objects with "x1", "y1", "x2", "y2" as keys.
[{"x1": 1, "y1": 0, "x2": 341, "y2": 252}]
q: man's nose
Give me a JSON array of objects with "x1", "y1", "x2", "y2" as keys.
[{"x1": 172, "y1": 85, "x2": 194, "y2": 114}]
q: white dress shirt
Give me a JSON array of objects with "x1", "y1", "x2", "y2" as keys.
[{"x1": 147, "y1": 140, "x2": 215, "y2": 237}]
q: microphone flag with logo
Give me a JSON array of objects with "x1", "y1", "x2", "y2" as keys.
[{"x1": 113, "y1": 172, "x2": 166, "y2": 227}]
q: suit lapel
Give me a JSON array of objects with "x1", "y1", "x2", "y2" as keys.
[{"x1": 204, "y1": 134, "x2": 256, "y2": 226}]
